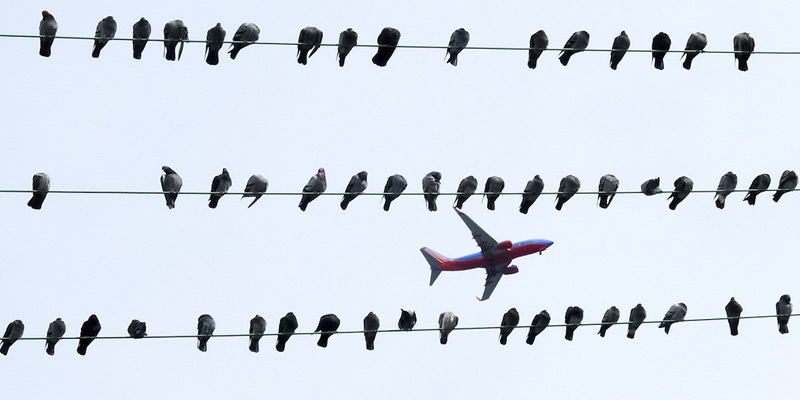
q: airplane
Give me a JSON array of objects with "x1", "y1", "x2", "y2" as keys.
[{"x1": 420, "y1": 207, "x2": 554, "y2": 301}]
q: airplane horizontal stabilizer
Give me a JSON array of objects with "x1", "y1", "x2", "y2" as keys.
[{"x1": 420, "y1": 247, "x2": 445, "y2": 286}]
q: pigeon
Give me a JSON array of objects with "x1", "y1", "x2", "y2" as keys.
[
  {"x1": 422, "y1": 171, "x2": 442, "y2": 211},
  {"x1": 39, "y1": 11, "x2": 58, "y2": 57},
  {"x1": 27, "y1": 172, "x2": 50, "y2": 210},
  {"x1": 658, "y1": 303, "x2": 687, "y2": 334},
  {"x1": 398, "y1": 309, "x2": 417, "y2": 331},
  {"x1": 382, "y1": 174, "x2": 407, "y2": 211},
  {"x1": 668, "y1": 176, "x2": 693, "y2": 210},
  {"x1": 337, "y1": 28, "x2": 358, "y2": 67},
  {"x1": 598, "y1": 306, "x2": 620, "y2": 337},
  {"x1": 454, "y1": 175, "x2": 478, "y2": 209},
  {"x1": 163, "y1": 20, "x2": 188, "y2": 61},
  {"x1": 0, "y1": 320, "x2": 24, "y2": 356},
  {"x1": 499, "y1": 308, "x2": 519, "y2": 345},
  {"x1": 132, "y1": 18, "x2": 151, "y2": 59},
  {"x1": 341, "y1": 171, "x2": 368, "y2": 210},
  {"x1": 526, "y1": 310, "x2": 550, "y2": 345},
  {"x1": 682, "y1": 32, "x2": 707, "y2": 70},
  {"x1": 484, "y1": 176, "x2": 505, "y2": 211},
  {"x1": 446, "y1": 28, "x2": 470, "y2": 66},
  {"x1": 160, "y1": 166, "x2": 183, "y2": 210},
  {"x1": 249, "y1": 315, "x2": 266, "y2": 353},
  {"x1": 774, "y1": 170, "x2": 798, "y2": 202},
  {"x1": 363, "y1": 312, "x2": 380, "y2": 350},
  {"x1": 197, "y1": 314, "x2": 215, "y2": 352},
  {"x1": 641, "y1": 177, "x2": 663, "y2": 196},
  {"x1": 725, "y1": 297, "x2": 743, "y2": 336},
  {"x1": 315, "y1": 314, "x2": 340, "y2": 348},
  {"x1": 204, "y1": 23, "x2": 227, "y2": 65},
  {"x1": 714, "y1": 171, "x2": 738, "y2": 209},
  {"x1": 609, "y1": 31, "x2": 630, "y2": 70},
  {"x1": 598, "y1": 174, "x2": 619, "y2": 209},
  {"x1": 438, "y1": 311, "x2": 459, "y2": 345},
  {"x1": 92, "y1": 16, "x2": 117, "y2": 58},
  {"x1": 556, "y1": 175, "x2": 581, "y2": 211},
  {"x1": 627, "y1": 304, "x2": 647, "y2": 339},
  {"x1": 564, "y1": 306, "x2": 584, "y2": 341},
  {"x1": 527, "y1": 30, "x2": 549, "y2": 69},
  {"x1": 733, "y1": 32, "x2": 755, "y2": 72},
  {"x1": 208, "y1": 168, "x2": 232, "y2": 209},
  {"x1": 242, "y1": 174, "x2": 268, "y2": 208},
  {"x1": 558, "y1": 30, "x2": 590, "y2": 66},
  {"x1": 373, "y1": 27, "x2": 401, "y2": 67},
  {"x1": 297, "y1": 26, "x2": 323, "y2": 65},
  {"x1": 743, "y1": 173, "x2": 771, "y2": 205},
  {"x1": 651, "y1": 32, "x2": 671, "y2": 70},
  {"x1": 276, "y1": 312, "x2": 298, "y2": 352},
  {"x1": 777, "y1": 294, "x2": 792, "y2": 334},
  {"x1": 299, "y1": 168, "x2": 327, "y2": 211},
  {"x1": 45, "y1": 318, "x2": 66, "y2": 356},
  {"x1": 127, "y1": 319, "x2": 147, "y2": 339},
  {"x1": 520, "y1": 175, "x2": 544, "y2": 214},
  {"x1": 77, "y1": 314, "x2": 101, "y2": 355},
  {"x1": 229, "y1": 23, "x2": 259, "y2": 59}
]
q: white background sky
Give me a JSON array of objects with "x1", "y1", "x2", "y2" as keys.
[{"x1": 2, "y1": 1, "x2": 798, "y2": 398}]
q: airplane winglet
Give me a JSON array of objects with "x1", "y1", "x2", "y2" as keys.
[{"x1": 476, "y1": 296, "x2": 483, "y2": 302}]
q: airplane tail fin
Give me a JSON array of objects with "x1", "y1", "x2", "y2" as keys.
[{"x1": 420, "y1": 247, "x2": 445, "y2": 285}]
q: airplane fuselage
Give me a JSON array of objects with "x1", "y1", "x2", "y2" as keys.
[{"x1": 439, "y1": 239, "x2": 553, "y2": 271}]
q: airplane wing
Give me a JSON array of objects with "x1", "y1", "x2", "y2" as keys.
[
  {"x1": 479, "y1": 264, "x2": 508, "y2": 301},
  {"x1": 454, "y1": 207, "x2": 497, "y2": 253}
]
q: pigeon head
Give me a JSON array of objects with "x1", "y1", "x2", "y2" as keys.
[
  {"x1": 781, "y1": 294, "x2": 792, "y2": 303},
  {"x1": 318, "y1": 168, "x2": 325, "y2": 176},
  {"x1": 357, "y1": 171, "x2": 368, "y2": 180},
  {"x1": 430, "y1": 171, "x2": 442, "y2": 181}
]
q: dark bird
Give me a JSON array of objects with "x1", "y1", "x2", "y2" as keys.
[
  {"x1": 205, "y1": 23, "x2": 226, "y2": 65},
  {"x1": 160, "y1": 166, "x2": 183, "y2": 210},
  {"x1": 556, "y1": 175, "x2": 580, "y2": 211},
  {"x1": 609, "y1": 31, "x2": 630, "y2": 70},
  {"x1": 341, "y1": 171, "x2": 368, "y2": 210},
  {"x1": 641, "y1": 177, "x2": 663, "y2": 196},
  {"x1": 315, "y1": 314, "x2": 340, "y2": 348},
  {"x1": 337, "y1": 28, "x2": 358, "y2": 67},
  {"x1": 668, "y1": 176, "x2": 693, "y2": 210},
  {"x1": 39, "y1": 11, "x2": 58, "y2": 57},
  {"x1": 163, "y1": 20, "x2": 188, "y2": 61},
  {"x1": 658, "y1": 303, "x2": 687, "y2": 334},
  {"x1": 127, "y1": 319, "x2": 147, "y2": 339},
  {"x1": 208, "y1": 168, "x2": 232, "y2": 209},
  {"x1": 372, "y1": 27, "x2": 401, "y2": 67},
  {"x1": 45, "y1": 318, "x2": 66, "y2": 356},
  {"x1": 484, "y1": 176, "x2": 505, "y2": 211},
  {"x1": 77, "y1": 314, "x2": 101, "y2": 355},
  {"x1": 777, "y1": 294, "x2": 792, "y2": 334},
  {"x1": 499, "y1": 308, "x2": 519, "y2": 345},
  {"x1": 743, "y1": 173, "x2": 771, "y2": 205},
  {"x1": 382, "y1": 174, "x2": 407, "y2": 211},
  {"x1": 598, "y1": 174, "x2": 619, "y2": 209},
  {"x1": 446, "y1": 28, "x2": 470, "y2": 66},
  {"x1": 0, "y1": 320, "x2": 24, "y2": 356},
  {"x1": 651, "y1": 32, "x2": 671, "y2": 70},
  {"x1": 733, "y1": 32, "x2": 755, "y2": 72},
  {"x1": 398, "y1": 309, "x2": 417, "y2": 331},
  {"x1": 627, "y1": 304, "x2": 647, "y2": 339},
  {"x1": 558, "y1": 30, "x2": 589, "y2": 66},
  {"x1": 519, "y1": 175, "x2": 544, "y2": 214},
  {"x1": 774, "y1": 170, "x2": 798, "y2": 202},
  {"x1": 363, "y1": 312, "x2": 380, "y2": 350},
  {"x1": 132, "y1": 18, "x2": 151, "y2": 59},
  {"x1": 92, "y1": 16, "x2": 117, "y2": 58},
  {"x1": 276, "y1": 312, "x2": 298, "y2": 352},
  {"x1": 725, "y1": 297, "x2": 743, "y2": 336},
  {"x1": 249, "y1": 314, "x2": 266, "y2": 353},
  {"x1": 682, "y1": 32, "x2": 707, "y2": 70},
  {"x1": 27, "y1": 172, "x2": 50, "y2": 210},
  {"x1": 598, "y1": 306, "x2": 620, "y2": 337},
  {"x1": 527, "y1": 30, "x2": 549, "y2": 69},
  {"x1": 196, "y1": 314, "x2": 215, "y2": 352},
  {"x1": 299, "y1": 168, "x2": 327, "y2": 211},
  {"x1": 422, "y1": 171, "x2": 442, "y2": 211},
  {"x1": 526, "y1": 310, "x2": 551, "y2": 345},
  {"x1": 438, "y1": 311, "x2": 459, "y2": 345},
  {"x1": 242, "y1": 174, "x2": 268, "y2": 208},
  {"x1": 714, "y1": 171, "x2": 738, "y2": 209},
  {"x1": 564, "y1": 306, "x2": 584, "y2": 341},
  {"x1": 229, "y1": 23, "x2": 259, "y2": 59},
  {"x1": 454, "y1": 175, "x2": 478, "y2": 209},
  {"x1": 297, "y1": 26, "x2": 323, "y2": 65}
]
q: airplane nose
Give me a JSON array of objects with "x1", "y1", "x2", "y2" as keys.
[{"x1": 542, "y1": 240, "x2": 554, "y2": 247}]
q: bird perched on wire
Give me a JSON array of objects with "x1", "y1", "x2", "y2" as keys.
[
  {"x1": 627, "y1": 303, "x2": 647, "y2": 339},
  {"x1": 0, "y1": 320, "x2": 24, "y2": 356},
  {"x1": 733, "y1": 32, "x2": 755, "y2": 72},
  {"x1": 163, "y1": 20, "x2": 188, "y2": 61},
  {"x1": 127, "y1": 319, "x2": 147, "y2": 339},
  {"x1": 132, "y1": 18, "x2": 151, "y2": 59},
  {"x1": 651, "y1": 32, "x2": 671, "y2": 70},
  {"x1": 598, "y1": 306, "x2": 620, "y2": 337},
  {"x1": 39, "y1": 11, "x2": 58, "y2": 57},
  {"x1": 682, "y1": 32, "x2": 707, "y2": 70},
  {"x1": 714, "y1": 171, "x2": 738, "y2": 209},
  {"x1": 527, "y1": 30, "x2": 548, "y2": 69},
  {"x1": 609, "y1": 31, "x2": 630, "y2": 70},
  {"x1": 205, "y1": 23, "x2": 226, "y2": 65},
  {"x1": 422, "y1": 171, "x2": 442, "y2": 211},
  {"x1": 499, "y1": 308, "x2": 519, "y2": 345},
  {"x1": 77, "y1": 314, "x2": 101, "y2": 355},
  {"x1": 229, "y1": 23, "x2": 259, "y2": 59},
  {"x1": 27, "y1": 172, "x2": 50, "y2": 210},
  {"x1": 526, "y1": 310, "x2": 550, "y2": 345},
  {"x1": 315, "y1": 314, "x2": 340, "y2": 348},
  {"x1": 373, "y1": 27, "x2": 400, "y2": 67},
  {"x1": 45, "y1": 318, "x2": 66, "y2": 355},
  {"x1": 299, "y1": 168, "x2": 327, "y2": 211},
  {"x1": 248, "y1": 315, "x2": 266, "y2": 353},
  {"x1": 597, "y1": 174, "x2": 619, "y2": 209},
  {"x1": 242, "y1": 174, "x2": 268, "y2": 208},
  {"x1": 398, "y1": 309, "x2": 417, "y2": 331},
  {"x1": 774, "y1": 170, "x2": 798, "y2": 202},
  {"x1": 454, "y1": 175, "x2": 477, "y2": 209},
  {"x1": 558, "y1": 30, "x2": 589, "y2": 66},
  {"x1": 556, "y1": 175, "x2": 580, "y2": 211},
  {"x1": 297, "y1": 26, "x2": 323, "y2": 65},
  {"x1": 196, "y1": 314, "x2": 215, "y2": 352},
  {"x1": 363, "y1": 312, "x2": 380, "y2": 350},
  {"x1": 641, "y1": 177, "x2": 662, "y2": 196},
  {"x1": 725, "y1": 298, "x2": 743, "y2": 336},
  {"x1": 341, "y1": 171, "x2": 368, "y2": 210},
  {"x1": 776, "y1": 294, "x2": 792, "y2": 334},
  {"x1": 564, "y1": 306, "x2": 584, "y2": 341},
  {"x1": 438, "y1": 311, "x2": 459, "y2": 345},
  {"x1": 337, "y1": 28, "x2": 358, "y2": 67},
  {"x1": 484, "y1": 176, "x2": 505, "y2": 211},
  {"x1": 668, "y1": 176, "x2": 693, "y2": 210},
  {"x1": 92, "y1": 16, "x2": 116, "y2": 58},
  {"x1": 276, "y1": 312, "x2": 298, "y2": 352},
  {"x1": 446, "y1": 28, "x2": 470, "y2": 66},
  {"x1": 382, "y1": 174, "x2": 407, "y2": 211},
  {"x1": 208, "y1": 168, "x2": 232, "y2": 209},
  {"x1": 160, "y1": 166, "x2": 182, "y2": 210},
  {"x1": 658, "y1": 303, "x2": 687, "y2": 334},
  {"x1": 743, "y1": 173, "x2": 771, "y2": 205},
  {"x1": 520, "y1": 175, "x2": 544, "y2": 214}
]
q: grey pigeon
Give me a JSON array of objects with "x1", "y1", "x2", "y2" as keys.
[
  {"x1": 341, "y1": 171, "x2": 368, "y2": 210},
  {"x1": 446, "y1": 28, "x2": 470, "y2": 66},
  {"x1": 598, "y1": 174, "x2": 619, "y2": 209},
  {"x1": 658, "y1": 303, "x2": 687, "y2": 334},
  {"x1": 92, "y1": 16, "x2": 116, "y2": 58},
  {"x1": 651, "y1": 32, "x2": 671, "y2": 70},
  {"x1": 714, "y1": 171, "x2": 738, "y2": 209},
  {"x1": 743, "y1": 173, "x2": 771, "y2": 205},
  {"x1": 39, "y1": 11, "x2": 58, "y2": 57},
  {"x1": 520, "y1": 175, "x2": 544, "y2": 214},
  {"x1": 163, "y1": 20, "x2": 188, "y2": 61},
  {"x1": 132, "y1": 18, "x2": 151, "y2": 59},
  {"x1": 160, "y1": 166, "x2": 182, "y2": 210},
  {"x1": 249, "y1": 314, "x2": 266, "y2": 353},
  {"x1": 208, "y1": 168, "x2": 232, "y2": 209},
  {"x1": 499, "y1": 308, "x2": 519, "y2": 345},
  {"x1": 527, "y1": 30, "x2": 549, "y2": 69},
  {"x1": 609, "y1": 31, "x2": 630, "y2": 70},
  {"x1": 484, "y1": 176, "x2": 505, "y2": 211},
  {"x1": 733, "y1": 32, "x2": 755, "y2": 72},
  {"x1": 454, "y1": 175, "x2": 478, "y2": 209},
  {"x1": 774, "y1": 170, "x2": 798, "y2": 202},
  {"x1": 297, "y1": 26, "x2": 323, "y2": 65},
  {"x1": 229, "y1": 23, "x2": 259, "y2": 59},
  {"x1": 668, "y1": 176, "x2": 693, "y2": 210},
  {"x1": 777, "y1": 294, "x2": 792, "y2": 334},
  {"x1": 556, "y1": 175, "x2": 580, "y2": 211},
  {"x1": 725, "y1": 297, "x2": 743, "y2": 336},
  {"x1": 242, "y1": 174, "x2": 268, "y2": 208},
  {"x1": 558, "y1": 30, "x2": 589, "y2": 66},
  {"x1": 438, "y1": 311, "x2": 459, "y2": 345},
  {"x1": 564, "y1": 306, "x2": 584, "y2": 341},
  {"x1": 127, "y1": 319, "x2": 147, "y2": 339},
  {"x1": 315, "y1": 314, "x2": 340, "y2": 348},
  {"x1": 337, "y1": 28, "x2": 358, "y2": 67},
  {"x1": 276, "y1": 312, "x2": 298, "y2": 352},
  {"x1": 363, "y1": 312, "x2": 380, "y2": 350},
  {"x1": 526, "y1": 310, "x2": 550, "y2": 345},
  {"x1": 627, "y1": 304, "x2": 647, "y2": 339},
  {"x1": 27, "y1": 172, "x2": 50, "y2": 210},
  {"x1": 372, "y1": 27, "x2": 400, "y2": 67},
  {"x1": 299, "y1": 168, "x2": 327, "y2": 211},
  {"x1": 398, "y1": 309, "x2": 417, "y2": 331},
  {"x1": 197, "y1": 314, "x2": 215, "y2": 352},
  {"x1": 0, "y1": 320, "x2": 24, "y2": 356},
  {"x1": 45, "y1": 318, "x2": 66, "y2": 356},
  {"x1": 205, "y1": 23, "x2": 226, "y2": 65},
  {"x1": 598, "y1": 306, "x2": 620, "y2": 337},
  {"x1": 422, "y1": 171, "x2": 442, "y2": 212},
  {"x1": 382, "y1": 174, "x2": 407, "y2": 211},
  {"x1": 641, "y1": 177, "x2": 663, "y2": 196},
  {"x1": 682, "y1": 32, "x2": 707, "y2": 70},
  {"x1": 77, "y1": 314, "x2": 101, "y2": 355}
]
